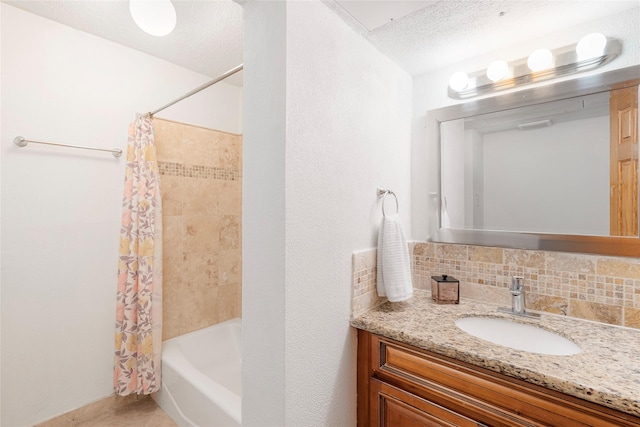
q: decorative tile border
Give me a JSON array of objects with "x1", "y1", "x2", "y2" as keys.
[{"x1": 158, "y1": 161, "x2": 241, "y2": 181}]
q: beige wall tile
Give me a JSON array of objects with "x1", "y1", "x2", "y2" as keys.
[
  {"x1": 183, "y1": 252, "x2": 218, "y2": 288},
  {"x1": 546, "y1": 252, "x2": 596, "y2": 275},
  {"x1": 183, "y1": 127, "x2": 219, "y2": 167},
  {"x1": 183, "y1": 177, "x2": 219, "y2": 215},
  {"x1": 162, "y1": 278, "x2": 187, "y2": 340},
  {"x1": 597, "y1": 257, "x2": 640, "y2": 278},
  {"x1": 413, "y1": 242, "x2": 434, "y2": 257},
  {"x1": 154, "y1": 120, "x2": 184, "y2": 163},
  {"x1": 504, "y1": 249, "x2": 545, "y2": 268},
  {"x1": 624, "y1": 307, "x2": 640, "y2": 329},
  {"x1": 351, "y1": 248, "x2": 381, "y2": 317},
  {"x1": 468, "y1": 246, "x2": 503, "y2": 263},
  {"x1": 353, "y1": 248, "x2": 377, "y2": 272},
  {"x1": 164, "y1": 280, "x2": 220, "y2": 340},
  {"x1": 236, "y1": 136, "x2": 243, "y2": 174},
  {"x1": 219, "y1": 249, "x2": 241, "y2": 286},
  {"x1": 184, "y1": 214, "x2": 220, "y2": 253},
  {"x1": 412, "y1": 274, "x2": 431, "y2": 291},
  {"x1": 527, "y1": 294, "x2": 567, "y2": 315},
  {"x1": 159, "y1": 175, "x2": 183, "y2": 216},
  {"x1": 189, "y1": 277, "x2": 220, "y2": 327},
  {"x1": 155, "y1": 120, "x2": 243, "y2": 339},
  {"x1": 435, "y1": 243, "x2": 467, "y2": 260},
  {"x1": 219, "y1": 135, "x2": 242, "y2": 171},
  {"x1": 218, "y1": 282, "x2": 241, "y2": 322},
  {"x1": 399, "y1": 239, "x2": 640, "y2": 327},
  {"x1": 163, "y1": 254, "x2": 184, "y2": 291},
  {"x1": 220, "y1": 215, "x2": 240, "y2": 250},
  {"x1": 352, "y1": 292, "x2": 386, "y2": 319},
  {"x1": 162, "y1": 216, "x2": 183, "y2": 259},
  {"x1": 218, "y1": 180, "x2": 242, "y2": 215},
  {"x1": 569, "y1": 300, "x2": 622, "y2": 325},
  {"x1": 460, "y1": 282, "x2": 511, "y2": 306}
]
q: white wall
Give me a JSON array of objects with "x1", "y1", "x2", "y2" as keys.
[
  {"x1": 242, "y1": 1, "x2": 412, "y2": 425},
  {"x1": 0, "y1": 5, "x2": 241, "y2": 426},
  {"x1": 241, "y1": 1, "x2": 287, "y2": 425},
  {"x1": 482, "y1": 116, "x2": 609, "y2": 235},
  {"x1": 411, "y1": 7, "x2": 640, "y2": 239}
]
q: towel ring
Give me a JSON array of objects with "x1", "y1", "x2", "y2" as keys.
[{"x1": 378, "y1": 187, "x2": 399, "y2": 217}]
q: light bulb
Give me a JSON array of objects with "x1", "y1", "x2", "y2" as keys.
[
  {"x1": 449, "y1": 72, "x2": 469, "y2": 92},
  {"x1": 576, "y1": 33, "x2": 607, "y2": 61},
  {"x1": 130, "y1": 0, "x2": 177, "y2": 37},
  {"x1": 486, "y1": 60, "x2": 509, "y2": 82},
  {"x1": 527, "y1": 48, "x2": 553, "y2": 72}
]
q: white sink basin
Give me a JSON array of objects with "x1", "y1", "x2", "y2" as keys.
[{"x1": 455, "y1": 316, "x2": 581, "y2": 356}]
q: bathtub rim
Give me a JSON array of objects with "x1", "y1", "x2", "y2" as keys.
[{"x1": 159, "y1": 317, "x2": 242, "y2": 426}]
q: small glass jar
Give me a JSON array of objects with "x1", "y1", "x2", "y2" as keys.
[{"x1": 431, "y1": 274, "x2": 460, "y2": 304}]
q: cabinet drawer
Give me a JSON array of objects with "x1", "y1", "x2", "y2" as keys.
[
  {"x1": 370, "y1": 334, "x2": 640, "y2": 427},
  {"x1": 371, "y1": 378, "x2": 480, "y2": 427}
]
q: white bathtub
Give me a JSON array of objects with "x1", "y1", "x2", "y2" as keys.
[{"x1": 153, "y1": 318, "x2": 242, "y2": 427}]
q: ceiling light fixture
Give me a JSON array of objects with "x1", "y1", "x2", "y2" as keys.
[
  {"x1": 448, "y1": 34, "x2": 620, "y2": 99},
  {"x1": 130, "y1": 0, "x2": 177, "y2": 37}
]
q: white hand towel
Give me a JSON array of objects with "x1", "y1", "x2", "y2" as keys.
[{"x1": 377, "y1": 214, "x2": 413, "y2": 302}]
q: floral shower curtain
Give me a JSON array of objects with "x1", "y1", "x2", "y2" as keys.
[{"x1": 114, "y1": 114, "x2": 163, "y2": 395}]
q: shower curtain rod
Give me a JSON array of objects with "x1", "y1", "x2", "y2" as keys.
[{"x1": 150, "y1": 63, "x2": 243, "y2": 116}]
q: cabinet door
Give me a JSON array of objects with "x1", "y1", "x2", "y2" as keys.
[
  {"x1": 365, "y1": 331, "x2": 640, "y2": 427},
  {"x1": 371, "y1": 379, "x2": 479, "y2": 427}
]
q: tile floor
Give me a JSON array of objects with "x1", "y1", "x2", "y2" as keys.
[
  {"x1": 36, "y1": 397, "x2": 178, "y2": 427},
  {"x1": 79, "y1": 398, "x2": 177, "y2": 427}
]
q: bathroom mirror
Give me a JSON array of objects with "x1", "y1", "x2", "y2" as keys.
[{"x1": 429, "y1": 65, "x2": 640, "y2": 257}]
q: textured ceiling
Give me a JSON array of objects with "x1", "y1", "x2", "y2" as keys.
[
  {"x1": 3, "y1": 0, "x2": 244, "y2": 85},
  {"x1": 359, "y1": 0, "x2": 640, "y2": 76},
  {"x1": 325, "y1": 0, "x2": 640, "y2": 75},
  {"x1": 335, "y1": 1, "x2": 438, "y2": 31},
  {"x1": 3, "y1": 0, "x2": 639, "y2": 86}
]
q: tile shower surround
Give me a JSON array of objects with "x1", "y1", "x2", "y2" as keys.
[
  {"x1": 154, "y1": 118, "x2": 242, "y2": 340},
  {"x1": 352, "y1": 243, "x2": 640, "y2": 329}
]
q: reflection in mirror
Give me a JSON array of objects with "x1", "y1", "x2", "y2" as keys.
[
  {"x1": 431, "y1": 65, "x2": 640, "y2": 257},
  {"x1": 440, "y1": 91, "x2": 619, "y2": 236}
]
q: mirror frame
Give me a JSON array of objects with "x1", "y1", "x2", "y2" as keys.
[{"x1": 428, "y1": 65, "x2": 640, "y2": 257}]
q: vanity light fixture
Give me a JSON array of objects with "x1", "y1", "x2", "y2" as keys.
[
  {"x1": 448, "y1": 34, "x2": 621, "y2": 99},
  {"x1": 486, "y1": 60, "x2": 509, "y2": 82},
  {"x1": 527, "y1": 48, "x2": 553, "y2": 72},
  {"x1": 576, "y1": 32, "x2": 607, "y2": 61},
  {"x1": 130, "y1": 0, "x2": 177, "y2": 37},
  {"x1": 448, "y1": 72, "x2": 469, "y2": 92}
]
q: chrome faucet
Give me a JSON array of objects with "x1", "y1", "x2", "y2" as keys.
[
  {"x1": 510, "y1": 276, "x2": 526, "y2": 314},
  {"x1": 498, "y1": 276, "x2": 540, "y2": 318}
]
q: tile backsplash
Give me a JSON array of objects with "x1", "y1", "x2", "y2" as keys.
[
  {"x1": 351, "y1": 249, "x2": 385, "y2": 319},
  {"x1": 351, "y1": 242, "x2": 640, "y2": 329}
]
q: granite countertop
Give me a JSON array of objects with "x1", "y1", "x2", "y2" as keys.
[{"x1": 351, "y1": 290, "x2": 640, "y2": 417}]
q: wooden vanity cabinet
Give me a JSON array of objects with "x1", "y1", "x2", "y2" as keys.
[{"x1": 357, "y1": 329, "x2": 640, "y2": 427}]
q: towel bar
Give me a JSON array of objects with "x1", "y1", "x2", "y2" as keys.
[{"x1": 377, "y1": 187, "x2": 399, "y2": 217}]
